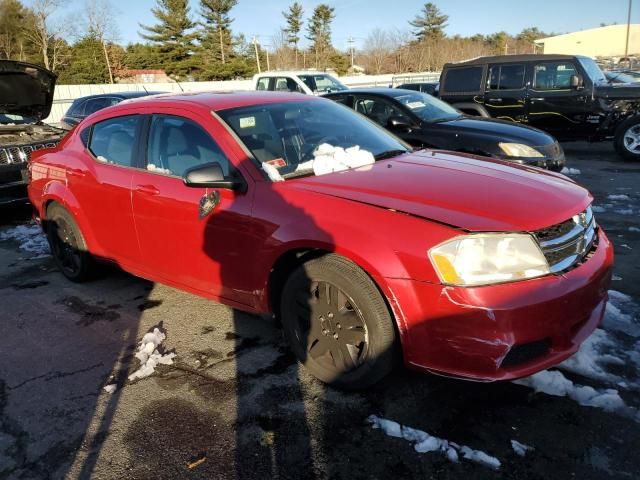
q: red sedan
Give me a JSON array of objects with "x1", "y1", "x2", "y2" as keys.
[{"x1": 28, "y1": 92, "x2": 613, "y2": 389}]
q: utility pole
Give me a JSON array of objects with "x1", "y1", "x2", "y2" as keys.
[
  {"x1": 265, "y1": 45, "x2": 271, "y2": 71},
  {"x1": 348, "y1": 36, "x2": 355, "y2": 68},
  {"x1": 625, "y1": 0, "x2": 633, "y2": 58},
  {"x1": 252, "y1": 36, "x2": 261, "y2": 73}
]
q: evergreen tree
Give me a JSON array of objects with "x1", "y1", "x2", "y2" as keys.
[
  {"x1": 409, "y1": 2, "x2": 448, "y2": 41},
  {"x1": 0, "y1": 0, "x2": 37, "y2": 61},
  {"x1": 198, "y1": 0, "x2": 237, "y2": 65},
  {"x1": 306, "y1": 4, "x2": 334, "y2": 69},
  {"x1": 123, "y1": 43, "x2": 164, "y2": 70},
  {"x1": 139, "y1": 0, "x2": 197, "y2": 79},
  {"x1": 282, "y1": 1, "x2": 303, "y2": 67},
  {"x1": 57, "y1": 34, "x2": 109, "y2": 84}
]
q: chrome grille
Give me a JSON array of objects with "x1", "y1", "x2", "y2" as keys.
[
  {"x1": 0, "y1": 142, "x2": 58, "y2": 165},
  {"x1": 534, "y1": 206, "x2": 597, "y2": 273}
]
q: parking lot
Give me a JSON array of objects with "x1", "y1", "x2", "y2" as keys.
[{"x1": 0, "y1": 142, "x2": 639, "y2": 480}]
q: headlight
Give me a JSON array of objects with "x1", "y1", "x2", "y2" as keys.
[
  {"x1": 429, "y1": 233, "x2": 550, "y2": 286},
  {"x1": 498, "y1": 143, "x2": 544, "y2": 158}
]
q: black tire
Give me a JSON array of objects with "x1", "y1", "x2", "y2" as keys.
[
  {"x1": 614, "y1": 116, "x2": 640, "y2": 161},
  {"x1": 280, "y1": 254, "x2": 398, "y2": 390},
  {"x1": 46, "y1": 203, "x2": 95, "y2": 282}
]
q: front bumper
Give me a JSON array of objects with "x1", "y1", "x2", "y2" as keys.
[
  {"x1": 0, "y1": 164, "x2": 29, "y2": 206},
  {"x1": 387, "y1": 229, "x2": 614, "y2": 381}
]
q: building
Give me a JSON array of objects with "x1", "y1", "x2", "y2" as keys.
[
  {"x1": 534, "y1": 24, "x2": 640, "y2": 58},
  {"x1": 115, "y1": 69, "x2": 172, "y2": 84}
]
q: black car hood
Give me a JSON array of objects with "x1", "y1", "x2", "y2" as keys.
[
  {"x1": 594, "y1": 84, "x2": 640, "y2": 100},
  {"x1": 0, "y1": 60, "x2": 57, "y2": 121},
  {"x1": 431, "y1": 116, "x2": 553, "y2": 145}
]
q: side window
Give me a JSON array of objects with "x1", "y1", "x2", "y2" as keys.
[
  {"x1": 487, "y1": 64, "x2": 525, "y2": 90},
  {"x1": 533, "y1": 62, "x2": 578, "y2": 90},
  {"x1": 354, "y1": 97, "x2": 408, "y2": 126},
  {"x1": 88, "y1": 115, "x2": 139, "y2": 166},
  {"x1": 273, "y1": 77, "x2": 301, "y2": 92},
  {"x1": 256, "y1": 77, "x2": 270, "y2": 91},
  {"x1": 299, "y1": 75, "x2": 315, "y2": 91},
  {"x1": 69, "y1": 99, "x2": 87, "y2": 117},
  {"x1": 84, "y1": 97, "x2": 120, "y2": 116},
  {"x1": 147, "y1": 115, "x2": 233, "y2": 178},
  {"x1": 443, "y1": 66, "x2": 484, "y2": 93}
]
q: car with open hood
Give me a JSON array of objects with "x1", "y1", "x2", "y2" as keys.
[
  {"x1": 325, "y1": 87, "x2": 565, "y2": 171},
  {"x1": 28, "y1": 92, "x2": 613, "y2": 389},
  {"x1": 0, "y1": 60, "x2": 65, "y2": 207}
]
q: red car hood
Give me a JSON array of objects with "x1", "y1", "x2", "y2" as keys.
[{"x1": 287, "y1": 150, "x2": 591, "y2": 232}]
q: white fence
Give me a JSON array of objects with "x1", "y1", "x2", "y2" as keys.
[{"x1": 47, "y1": 72, "x2": 441, "y2": 124}]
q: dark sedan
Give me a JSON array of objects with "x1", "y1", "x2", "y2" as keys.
[
  {"x1": 326, "y1": 88, "x2": 565, "y2": 171},
  {"x1": 61, "y1": 91, "x2": 163, "y2": 129}
]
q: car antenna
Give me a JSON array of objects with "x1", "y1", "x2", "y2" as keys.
[{"x1": 142, "y1": 85, "x2": 149, "y2": 94}]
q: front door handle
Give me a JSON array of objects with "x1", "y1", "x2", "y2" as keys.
[{"x1": 135, "y1": 184, "x2": 160, "y2": 196}]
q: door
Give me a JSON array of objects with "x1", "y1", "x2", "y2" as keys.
[
  {"x1": 70, "y1": 114, "x2": 142, "y2": 264},
  {"x1": 526, "y1": 60, "x2": 588, "y2": 138},
  {"x1": 483, "y1": 63, "x2": 527, "y2": 123},
  {"x1": 131, "y1": 112, "x2": 256, "y2": 306}
]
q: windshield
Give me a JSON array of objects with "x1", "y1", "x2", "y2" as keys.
[
  {"x1": 0, "y1": 113, "x2": 35, "y2": 124},
  {"x1": 578, "y1": 57, "x2": 607, "y2": 85},
  {"x1": 299, "y1": 74, "x2": 348, "y2": 93},
  {"x1": 393, "y1": 91, "x2": 460, "y2": 122},
  {"x1": 217, "y1": 99, "x2": 409, "y2": 180}
]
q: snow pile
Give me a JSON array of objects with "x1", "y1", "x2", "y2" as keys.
[
  {"x1": 561, "y1": 167, "x2": 581, "y2": 175},
  {"x1": 367, "y1": 415, "x2": 501, "y2": 470},
  {"x1": 147, "y1": 163, "x2": 172, "y2": 175},
  {"x1": 608, "y1": 194, "x2": 631, "y2": 201},
  {"x1": 591, "y1": 205, "x2": 607, "y2": 213},
  {"x1": 514, "y1": 370, "x2": 626, "y2": 412},
  {"x1": 312, "y1": 144, "x2": 375, "y2": 176},
  {"x1": 510, "y1": 440, "x2": 533, "y2": 457},
  {"x1": 604, "y1": 290, "x2": 640, "y2": 338},
  {"x1": 560, "y1": 329, "x2": 623, "y2": 382},
  {"x1": 128, "y1": 328, "x2": 176, "y2": 381},
  {"x1": 262, "y1": 162, "x2": 284, "y2": 182},
  {"x1": 614, "y1": 208, "x2": 634, "y2": 215},
  {"x1": 103, "y1": 384, "x2": 117, "y2": 394},
  {"x1": 0, "y1": 223, "x2": 50, "y2": 257}
]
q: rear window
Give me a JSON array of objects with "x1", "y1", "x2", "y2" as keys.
[
  {"x1": 488, "y1": 64, "x2": 525, "y2": 90},
  {"x1": 443, "y1": 66, "x2": 484, "y2": 93}
]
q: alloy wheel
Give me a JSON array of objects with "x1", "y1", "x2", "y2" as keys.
[{"x1": 623, "y1": 124, "x2": 640, "y2": 153}]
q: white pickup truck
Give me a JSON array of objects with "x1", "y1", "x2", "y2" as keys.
[{"x1": 253, "y1": 71, "x2": 348, "y2": 95}]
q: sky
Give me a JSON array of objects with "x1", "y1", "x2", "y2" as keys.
[{"x1": 24, "y1": 0, "x2": 640, "y2": 50}]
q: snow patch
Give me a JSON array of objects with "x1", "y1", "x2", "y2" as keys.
[
  {"x1": 103, "y1": 384, "x2": 117, "y2": 394},
  {"x1": 561, "y1": 167, "x2": 581, "y2": 175},
  {"x1": 0, "y1": 223, "x2": 50, "y2": 257},
  {"x1": 608, "y1": 194, "x2": 631, "y2": 201},
  {"x1": 510, "y1": 440, "x2": 533, "y2": 457},
  {"x1": 615, "y1": 208, "x2": 634, "y2": 215},
  {"x1": 514, "y1": 370, "x2": 626, "y2": 412},
  {"x1": 592, "y1": 205, "x2": 606, "y2": 213},
  {"x1": 262, "y1": 162, "x2": 284, "y2": 182},
  {"x1": 367, "y1": 415, "x2": 500, "y2": 470},
  {"x1": 629, "y1": 227, "x2": 640, "y2": 233},
  {"x1": 128, "y1": 328, "x2": 176, "y2": 381},
  {"x1": 604, "y1": 290, "x2": 640, "y2": 338},
  {"x1": 312, "y1": 144, "x2": 374, "y2": 176},
  {"x1": 147, "y1": 163, "x2": 172, "y2": 175}
]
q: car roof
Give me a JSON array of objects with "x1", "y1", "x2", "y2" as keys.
[
  {"x1": 89, "y1": 91, "x2": 319, "y2": 118},
  {"x1": 325, "y1": 87, "x2": 421, "y2": 98},
  {"x1": 72, "y1": 91, "x2": 164, "y2": 103},
  {"x1": 254, "y1": 71, "x2": 329, "y2": 77},
  {"x1": 444, "y1": 54, "x2": 589, "y2": 67}
]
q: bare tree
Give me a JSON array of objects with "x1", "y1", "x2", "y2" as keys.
[
  {"x1": 86, "y1": 0, "x2": 120, "y2": 83},
  {"x1": 25, "y1": 0, "x2": 72, "y2": 71},
  {"x1": 362, "y1": 28, "x2": 391, "y2": 74}
]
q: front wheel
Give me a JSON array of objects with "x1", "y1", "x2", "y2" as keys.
[
  {"x1": 280, "y1": 254, "x2": 398, "y2": 390},
  {"x1": 46, "y1": 203, "x2": 95, "y2": 282},
  {"x1": 614, "y1": 117, "x2": 640, "y2": 161}
]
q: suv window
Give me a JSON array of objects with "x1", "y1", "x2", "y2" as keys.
[
  {"x1": 443, "y1": 66, "x2": 484, "y2": 93},
  {"x1": 256, "y1": 77, "x2": 270, "y2": 91},
  {"x1": 533, "y1": 62, "x2": 578, "y2": 90},
  {"x1": 488, "y1": 64, "x2": 525, "y2": 90},
  {"x1": 89, "y1": 115, "x2": 139, "y2": 166},
  {"x1": 147, "y1": 115, "x2": 232, "y2": 177}
]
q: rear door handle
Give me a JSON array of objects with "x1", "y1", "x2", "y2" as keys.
[
  {"x1": 135, "y1": 184, "x2": 160, "y2": 196},
  {"x1": 66, "y1": 168, "x2": 85, "y2": 178}
]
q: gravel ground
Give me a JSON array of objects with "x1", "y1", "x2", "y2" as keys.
[{"x1": 0, "y1": 141, "x2": 639, "y2": 480}]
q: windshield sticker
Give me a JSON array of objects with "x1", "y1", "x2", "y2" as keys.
[
  {"x1": 406, "y1": 101, "x2": 426, "y2": 109},
  {"x1": 266, "y1": 158, "x2": 286, "y2": 167},
  {"x1": 239, "y1": 116, "x2": 256, "y2": 129}
]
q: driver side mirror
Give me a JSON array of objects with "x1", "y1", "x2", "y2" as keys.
[
  {"x1": 570, "y1": 74, "x2": 584, "y2": 89},
  {"x1": 388, "y1": 116, "x2": 415, "y2": 129},
  {"x1": 183, "y1": 162, "x2": 246, "y2": 193}
]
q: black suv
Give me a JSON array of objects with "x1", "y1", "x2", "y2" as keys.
[{"x1": 439, "y1": 54, "x2": 640, "y2": 160}]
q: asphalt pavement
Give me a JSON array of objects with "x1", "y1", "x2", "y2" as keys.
[{"x1": 0, "y1": 142, "x2": 639, "y2": 480}]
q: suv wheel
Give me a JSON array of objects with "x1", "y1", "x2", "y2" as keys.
[
  {"x1": 46, "y1": 203, "x2": 95, "y2": 282},
  {"x1": 280, "y1": 254, "x2": 398, "y2": 390},
  {"x1": 615, "y1": 117, "x2": 640, "y2": 161}
]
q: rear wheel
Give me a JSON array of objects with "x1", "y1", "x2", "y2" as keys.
[
  {"x1": 46, "y1": 203, "x2": 95, "y2": 282},
  {"x1": 280, "y1": 254, "x2": 398, "y2": 389},
  {"x1": 614, "y1": 117, "x2": 640, "y2": 161}
]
